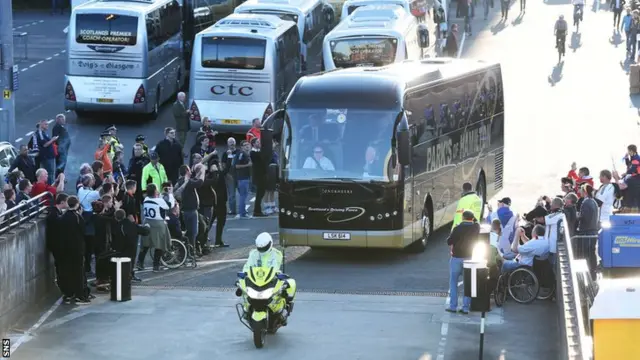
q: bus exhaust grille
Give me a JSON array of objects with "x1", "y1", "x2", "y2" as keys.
[
  {"x1": 495, "y1": 150, "x2": 504, "y2": 190},
  {"x1": 133, "y1": 284, "x2": 448, "y2": 297}
]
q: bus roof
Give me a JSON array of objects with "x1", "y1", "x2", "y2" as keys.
[
  {"x1": 327, "y1": 5, "x2": 412, "y2": 38},
  {"x1": 76, "y1": 0, "x2": 165, "y2": 13},
  {"x1": 236, "y1": 0, "x2": 323, "y2": 15},
  {"x1": 199, "y1": 13, "x2": 295, "y2": 38},
  {"x1": 287, "y1": 59, "x2": 500, "y2": 108}
]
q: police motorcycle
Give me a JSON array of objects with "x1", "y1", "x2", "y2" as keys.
[{"x1": 235, "y1": 233, "x2": 297, "y2": 348}]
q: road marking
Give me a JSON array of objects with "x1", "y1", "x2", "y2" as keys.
[
  {"x1": 37, "y1": 60, "x2": 44, "y2": 64},
  {"x1": 29, "y1": 64, "x2": 36, "y2": 68},
  {"x1": 10, "y1": 297, "x2": 61, "y2": 354},
  {"x1": 61, "y1": 50, "x2": 66, "y2": 53},
  {"x1": 226, "y1": 228, "x2": 250, "y2": 231},
  {"x1": 21, "y1": 68, "x2": 28, "y2": 72},
  {"x1": 47, "y1": 119, "x2": 54, "y2": 124},
  {"x1": 15, "y1": 138, "x2": 22, "y2": 143},
  {"x1": 53, "y1": 53, "x2": 60, "y2": 57},
  {"x1": 26, "y1": 131, "x2": 34, "y2": 137},
  {"x1": 46, "y1": 57, "x2": 52, "y2": 61},
  {"x1": 436, "y1": 280, "x2": 464, "y2": 360},
  {"x1": 457, "y1": 32, "x2": 466, "y2": 59},
  {"x1": 20, "y1": 50, "x2": 65, "y2": 72}
]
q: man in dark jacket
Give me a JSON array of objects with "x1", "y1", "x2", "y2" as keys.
[
  {"x1": 180, "y1": 164, "x2": 204, "y2": 256},
  {"x1": 9, "y1": 145, "x2": 37, "y2": 183},
  {"x1": 111, "y1": 209, "x2": 149, "y2": 282},
  {"x1": 173, "y1": 92, "x2": 190, "y2": 146},
  {"x1": 47, "y1": 193, "x2": 71, "y2": 303},
  {"x1": 446, "y1": 210, "x2": 479, "y2": 314},
  {"x1": 127, "y1": 144, "x2": 150, "y2": 205},
  {"x1": 155, "y1": 127, "x2": 184, "y2": 184},
  {"x1": 60, "y1": 196, "x2": 92, "y2": 304},
  {"x1": 576, "y1": 184, "x2": 599, "y2": 278},
  {"x1": 212, "y1": 157, "x2": 230, "y2": 247},
  {"x1": 197, "y1": 161, "x2": 218, "y2": 243},
  {"x1": 250, "y1": 138, "x2": 267, "y2": 217},
  {"x1": 563, "y1": 193, "x2": 579, "y2": 237}
]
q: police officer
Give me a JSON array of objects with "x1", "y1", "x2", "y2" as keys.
[
  {"x1": 105, "y1": 125, "x2": 123, "y2": 158},
  {"x1": 451, "y1": 182, "x2": 483, "y2": 230},
  {"x1": 243, "y1": 232, "x2": 283, "y2": 272}
]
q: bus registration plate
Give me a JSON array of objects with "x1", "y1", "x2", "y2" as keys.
[
  {"x1": 97, "y1": 98, "x2": 113, "y2": 103},
  {"x1": 222, "y1": 119, "x2": 241, "y2": 124},
  {"x1": 323, "y1": 232, "x2": 351, "y2": 240}
]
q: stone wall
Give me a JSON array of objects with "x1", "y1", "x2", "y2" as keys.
[{"x1": 0, "y1": 216, "x2": 56, "y2": 337}]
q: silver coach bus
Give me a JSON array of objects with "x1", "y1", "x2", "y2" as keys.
[
  {"x1": 188, "y1": 14, "x2": 301, "y2": 133},
  {"x1": 234, "y1": 0, "x2": 335, "y2": 72},
  {"x1": 65, "y1": 0, "x2": 185, "y2": 118}
]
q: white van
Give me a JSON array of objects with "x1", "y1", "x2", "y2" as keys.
[
  {"x1": 322, "y1": 5, "x2": 429, "y2": 71},
  {"x1": 234, "y1": 0, "x2": 334, "y2": 71},
  {"x1": 188, "y1": 14, "x2": 301, "y2": 133},
  {"x1": 340, "y1": 0, "x2": 411, "y2": 22}
]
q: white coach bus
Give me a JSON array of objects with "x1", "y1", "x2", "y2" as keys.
[
  {"x1": 65, "y1": 0, "x2": 185, "y2": 118},
  {"x1": 339, "y1": 0, "x2": 411, "y2": 22},
  {"x1": 322, "y1": 5, "x2": 428, "y2": 71},
  {"x1": 188, "y1": 13, "x2": 301, "y2": 133},
  {"x1": 234, "y1": 0, "x2": 334, "y2": 72}
]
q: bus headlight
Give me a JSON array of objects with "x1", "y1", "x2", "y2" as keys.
[
  {"x1": 286, "y1": 210, "x2": 291, "y2": 216},
  {"x1": 281, "y1": 208, "x2": 286, "y2": 214},
  {"x1": 385, "y1": 213, "x2": 390, "y2": 218},
  {"x1": 300, "y1": 214, "x2": 305, "y2": 220},
  {"x1": 293, "y1": 212, "x2": 298, "y2": 218},
  {"x1": 377, "y1": 214, "x2": 383, "y2": 220},
  {"x1": 370, "y1": 216, "x2": 375, "y2": 221},
  {"x1": 393, "y1": 210, "x2": 398, "y2": 216}
]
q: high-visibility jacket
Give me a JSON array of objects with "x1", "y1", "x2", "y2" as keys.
[
  {"x1": 108, "y1": 136, "x2": 122, "y2": 158},
  {"x1": 451, "y1": 191, "x2": 483, "y2": 231},
  {"x1": 141, "y1": 162, "x2": 168, "y2": 191},
  {"x1": 243, "y1": 248, "x2": 283, "y2": 273}
]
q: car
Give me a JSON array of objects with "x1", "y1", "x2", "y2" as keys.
[{"x1": 0, "y1": 142, "x2": 19, "y2": 182}]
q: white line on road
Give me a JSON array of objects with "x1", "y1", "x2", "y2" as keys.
[
  {"x1": 46, "y1": 57, "x2": 52, "y2": 61},
  {"x1": 21, "y1": 68, "x2": 28, "y2": 72},
  {"x1": 15, "y1": 138, "x2": 23, "y2": 143},
  {"x1": 29, "y1": 64, "x2": 36, "y2": 68},
  {"x1": 10, "y1": 297, "x2": 61, "y2": 354},
  {"x1": 37, "y1": 60, "x2": 44, "y2": 64},
  {"x1": 20, "y1": 50, "x2": 65, "y2": 72},
  {"x1": 39, "y1": 20, "x2": 44, "y2": 24},
  {"x1": 53, "y1": 53, "x2": 60, "y2": 57},
  {"x1": 436, "y1": 280, "x2": 465, "y2": 360},
  {"x1": 61, "y1": 50, "x2": 66, "y2": 53},
  {"x1": 26, "y1": 131, "x2": 34, "y2": 137},
  {"x1": 47, "y1": 119, "x2": 54, "y2": 124},
  {"x1": 457, "y1": 32, "x2": 466, "y2": 59}
]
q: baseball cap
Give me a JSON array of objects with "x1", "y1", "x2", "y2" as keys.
[{"x1": 498, "y1": 197, "x2": 511, "y2": 206}]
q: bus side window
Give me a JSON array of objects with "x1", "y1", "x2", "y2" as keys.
[{"x1": 147, "y1": 11, "x2": 159, "y2": 51}]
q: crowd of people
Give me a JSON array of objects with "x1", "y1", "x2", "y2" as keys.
[
  {"x1": 444, "y1": 144, "x2": 640, "y2": 312},
  {"x1": 0, "y1": 92, "x2": 281, "y2": 305}
]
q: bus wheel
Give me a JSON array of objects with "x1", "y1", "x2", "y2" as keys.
[{"x1": 409, "y1": 209, "x2": 430, "y2": 253}]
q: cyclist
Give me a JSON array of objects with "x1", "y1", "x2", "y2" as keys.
[
  {"x1": 555, "y1": 14, "x2": 568, "y2": 49},
  {"x1": 572, "y1": 0, "x2": 584, "y2": 25}
]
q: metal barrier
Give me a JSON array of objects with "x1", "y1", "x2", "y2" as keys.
[
  {"x1": 0, "y1": 191, "x2": 53, "y2": 235},
  {"x1": 556, "y1": 216, "x2": 597, "y2": 360},
  {"x1": 13, "y1": 31, "x2": 29, "y2": 61}
]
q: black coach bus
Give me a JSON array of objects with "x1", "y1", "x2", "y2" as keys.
[{"x1": 261, "y1": 58, "x2": 505, "y2": 252}]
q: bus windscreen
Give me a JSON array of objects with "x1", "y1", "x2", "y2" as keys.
[
  {"x1": 201, "y1": 37, "x2": 266, "y2": 70},
  {"x1": 75, "y1": 14, "x2": 138, "y2": 46},
  {"x1": 330, "y1": 37, "x2": 397, "y2": 68}
]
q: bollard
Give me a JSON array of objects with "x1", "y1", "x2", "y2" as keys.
[
  {"x1": 464, "y1": 255, "x2": 490, "y2": 360},
  {"x1": 110, "y1": 257, "x2": 132, "y2": 302}
]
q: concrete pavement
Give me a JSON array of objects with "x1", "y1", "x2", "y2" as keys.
[{"x1": 6, "y1": 288, "x2": 555, "y2": 360}]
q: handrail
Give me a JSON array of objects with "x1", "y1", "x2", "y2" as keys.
[
  {"x1": 556, "y1": 214, "x2": 594, "y2": 360},
  {"x1": 0, "y1": 191, "x2": 53, "y2": 235}
]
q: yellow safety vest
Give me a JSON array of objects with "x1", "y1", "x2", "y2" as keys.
[{"x1": 451, "y1": 192, "x2": 483, "y2": 231}]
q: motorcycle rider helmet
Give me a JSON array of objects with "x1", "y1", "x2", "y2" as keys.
[{"x1": 255, "y1": 232, "x2": 273, "y2": 253}]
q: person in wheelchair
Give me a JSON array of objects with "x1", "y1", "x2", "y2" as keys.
[
  {"x1": 501, "y1": 225, "x2": 550, "y2": 274},
  {"x1": 167, "y1": 202, "x2": 185, "y2": 241},
  {"x1": 488, "y1": 219, "x2": 505, "y2": 292}
]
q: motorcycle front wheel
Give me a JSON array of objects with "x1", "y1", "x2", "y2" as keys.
[{"x1": 253, "y1": 321, "x2": 267, "y2": 348}]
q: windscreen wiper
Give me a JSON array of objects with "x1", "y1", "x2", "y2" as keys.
[{"x1": 315, "y1": 177, "x2": 375, "y2": 194}]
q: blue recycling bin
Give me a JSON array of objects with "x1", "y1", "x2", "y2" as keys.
[{"x1": 599, "y1": 214, "x2": 640, "y2": 277}]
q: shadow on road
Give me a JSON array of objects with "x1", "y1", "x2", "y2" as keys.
[
  {"x1": 570, "y1": 32, "x2": 582, "y2": 51},
  {"x1": 512, "y1": 12, "x2": 524, "y2": 26},
  {"x1": 491, "y1": 20, "x2": 507, "y2": 35},
  {"x1": 548, "y1": 62, "x2": 564, "y2": 86},
  {"x1": 610, "y1": 30, "x2": 623, "y2": 47}
]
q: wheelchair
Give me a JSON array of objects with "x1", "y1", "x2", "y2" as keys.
[{"x1": 494, "y1": 257, "x2": 555, "y2": 306}]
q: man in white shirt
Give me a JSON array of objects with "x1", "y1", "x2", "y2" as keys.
[
  {"x1": 501, "y1": 225, "x2": 550, "y2": 273},
  {"x1": 303, "y1": 145, "x2": 335, "y2": 171},
  {"x1": 596, "y1": 169, "x2": 616, "y2": 224}
]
